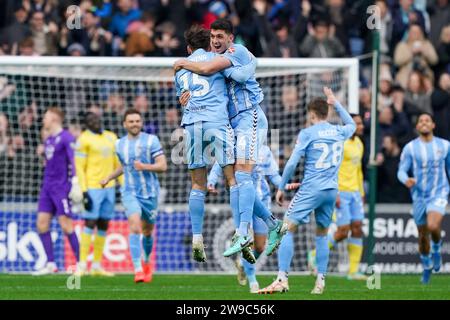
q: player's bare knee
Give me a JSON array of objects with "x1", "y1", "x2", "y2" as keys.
[
  {"x1": 427, "y1": 222, "x2": 440, "y2": 235},
  {"x1": 85, "y1": 219, "x2": 97, "y2": 230},
  {"x1": 142, "y1": 223, "x2": 154, "y2": 237},
  {"x1": 36, "y1": 218, "x2": 49, "y2": 233},
  {"x1": 350, "y1": 221, "x2": 363, "y2": 238},
  {"x1": 335, "y1": 225, "x2": 350, "y2": 240},
  {"x1": 128, "y1": 215, "x2": 141, "y2": 234}
]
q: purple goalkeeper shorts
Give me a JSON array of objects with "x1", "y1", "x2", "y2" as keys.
[{"x1": 38, "y1": 185, "x2": 72, "y2": 217}]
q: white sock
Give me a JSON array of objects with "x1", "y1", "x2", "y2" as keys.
[
  {"x1": 317, "y1": 273, "x2": 326, "y2": 286},
  {"x1": 193, "y1": 234, "x2": 203, "y2": 243},
  {"x1": 277, "y1": 271, "x2": 288, "y2": 282}
]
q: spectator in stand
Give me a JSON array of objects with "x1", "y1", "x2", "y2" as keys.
[
  {"x1": 379, "y1": 63, "x2": 394, "y2": 110},
  {"x1": 266, "y1": 23, "x2": 299, "y2": 58},
  {"x1": 404, "y1": 71, "x2": 433, "y2": 118},
  {"x1": 393, "y1": 23, "x2": 438, "y2": 88},
  {"x1": 428, "y1": 0, "x2": 450, "y2": 49},
  {"x1": 23, "y1": 0, "x2": 60, "y2": 23},
  {"x1": 299, "y1": 18, "x2": 346, "y2": 58},
  {"x1": 125, "y1": 12, "x2": 156, "y2": 56},
  {"x1": 391, "y1": 0, "x2": 426, "y2": 50},
  {"x1": 375, "y1": 0, "x2": 393, "y2": 58},
  {"x1": 60, "y1": 8, "x2": 113, "y2": 56},
  {"x1": 376, "y1": 134, "x2": 411, "y2": 203},
  {"x1": 154, "y1": 21, "x2": 181, "y2": 56},
  {"x1": 29, "y1": 10, "x2": 58, "y2": 56},
  {"x1": 0, "y1": 5, "x2": 30, "y2": 55},
  {"x1": 434, "y1": 25, "x2": 450, "y2": 77},
  {"x1": 203, "y1": 1, "x2": 228, "y2": 29},
  {"x1": 431, "y1": 72, "x2": 450, "y2": 140},
  {"x1": 67, "y1": 42, "x2": 86, "y2": 56},
  {"x1": 109, "y1": 0, "x2": 142, "y2": 38},
  {"x1": 378, "y1": 104, "x2": 411, "y2": 148},
  {"x1": 18, "y1": 37, "x2": 38, "y2": 56}
]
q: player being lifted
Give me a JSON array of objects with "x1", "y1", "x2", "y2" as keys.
[
  {"x1": 207, "y1": 145, "x2": 284, "y2": 293},
  {"x1": 308, "y1": 114, "x2": 367, "y2": 280},
  {"x1": 101, "y1": 109, "x2": 167, "y2": 283},
  {"x1": 174, "y1": 25, "x2": 254, "y2": 263},
  {"x1": 397, "y1": 113, "x2": 450, "y2": 284},
  {"x1": 259, "y1": 87, "x2": 356, "y2": 295},
  {"x1": 175, "y1": 19, "x2": 284, "y2": 259},
  {"x1": 34, "y1": 107, "x2": 81, "y2": 275},
  {"x1": 75, "y1": 112, "x2": 120, "y2": 277}
]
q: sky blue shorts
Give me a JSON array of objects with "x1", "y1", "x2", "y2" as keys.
[
  {"x1": 231, "y1": 105, "x2": 268, "y2": 163},
  {"x1": 285, "y1": 188, "x2": 338, "y2": 229},
  {"x1": 184, "y1": 121, "x2": 235, "y2": 170},
  {"x1": 82, "y1": 187, "x2": 115, "y2": 220},
  {"x1": 121, "y1": 191, "x2": 158, "y2": 224},
  {"x1": 335, "y1": 191, "x2": 364, "y2": 226},
  {"x1": 412, "y1": 196, "x2": 447, "y2": 226}
]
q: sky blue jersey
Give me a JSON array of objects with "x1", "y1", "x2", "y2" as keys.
[
  {"x1": 175, "y1": 49, "x2": 229, "y2": 127},
  {"x1": 208, "y1": 145, "x2": 281, "y2": 202},
  {"x1": 397, "y1": 137, "x2": 450, "y2": 200},
  {"x1": 115, "y1": 132, "x2": 164, "y2": 198},
  {"x1": 279, "y1": 101, "x2": 356, "y2": 191},
  {"x1": 221, "y1": 44, "x2": 263, "y2": 119}
]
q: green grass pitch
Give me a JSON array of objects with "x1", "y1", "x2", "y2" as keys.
[{"x1": 0, "y1": 274, "x2": 449, "y2": 300}]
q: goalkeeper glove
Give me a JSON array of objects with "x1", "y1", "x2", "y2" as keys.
[
  {"x1": 69, "y1": 177, "x2": 83, "y2": 203},
  {"x1": 83, "y1": 192, "x2": 93, "y2": 212}
]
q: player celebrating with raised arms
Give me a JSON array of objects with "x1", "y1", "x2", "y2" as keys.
[
  {"x1": 75, "y1": 112, "x2": 120, "y2": 277},
  {"x1": 397, "y1": 113, "x2": 450, "y2": 284},
  {"x1": 259, "y1": 87, "x2": 355, "y2": 295},
  {"x1": 101, "y1": 109, "x2": 167, "y2": 283},
  {"x1": 33, "y1": 107, "x2": 81, "y2": 275},
  {"x1": 174, "y1": 19, "x2": 284, "y2": 259}
]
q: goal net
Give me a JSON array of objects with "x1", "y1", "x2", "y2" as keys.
[{"x1": 0, "y1": 56, "x2": 359, "y2": 274}]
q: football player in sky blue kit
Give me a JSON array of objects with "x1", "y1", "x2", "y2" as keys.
[
  {"x1": 207, "y1": 145, "x2": 285, "y2": 293},
  {"x1": 174, "y1": 25, "x2": 258, "y2": 263},
  {"x1": 174, "y1": 19, "x2": 284, "y2": 260},
  {"x1": 259, "y1": 87, "x2": 356, "y2": 295},
  {"x1": 397, "y1": 113, "x2": 450, "y2": 284},
  {"x1": 101, "y1": 109, "x2": 167, "y2": 283}
]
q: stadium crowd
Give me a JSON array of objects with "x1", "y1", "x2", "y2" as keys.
[{"x1": 0, "y1": 0, "x2": 449, "y2": 204}]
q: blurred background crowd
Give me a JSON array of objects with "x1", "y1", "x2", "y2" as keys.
[{"x1": 0, "y1": 0, "x2": 449, "y2": 204}]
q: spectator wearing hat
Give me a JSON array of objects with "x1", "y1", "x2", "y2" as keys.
[
  {"x1": 203, "y1": 1, "x2": 228, "y2": 29},
  {"x1": 67, "y1": 42, "x2": 86, "y2": 56},
  {"x1": 299, "y1": 18, "x2": 346, "y2": 58},
  {"x1": 393, "y1": 23, "x2": 438, "y2": 88}
]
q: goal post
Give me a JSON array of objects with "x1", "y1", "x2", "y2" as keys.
[{"x1": 0, "y1": 56, "x2": 359, "y2": 274}]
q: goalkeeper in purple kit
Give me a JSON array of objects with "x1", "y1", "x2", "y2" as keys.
[{"x1": 33, "y1": 107, "x2": 82, "y2": 275}]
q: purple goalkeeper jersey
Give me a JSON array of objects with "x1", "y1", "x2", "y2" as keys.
[{"x1": 42, "y1": 129, "x2": 76, "y2": 189}]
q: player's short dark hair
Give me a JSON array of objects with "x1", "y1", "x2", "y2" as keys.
[
  {"x1": 84, "y1": 111, "x2": 99, "y2": 122},
  {"x1": 123, "y1": 108, "x2": 142, "y2": 122},
  {"x1": 211, "y1": 18, "x2": 234, "y2": 34},
  {"x1": 184, "y1": 25, "x2": 211, "y2": 51},
  {"x1": 350, "y1": 113, "x2": 361, "y2": 119},
  {"x1": 307, "y1": 98, "x2": 329, "y2": 120},
  {"x1": 46, "y1": 107, "x2": 65, "y2": 122},
  {"x1": 416, "y1": 112, "x2": 435, "y2": 125}
]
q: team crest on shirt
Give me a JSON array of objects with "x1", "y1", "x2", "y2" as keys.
[{"x1": 227, "y1": 46, "x2": 235, "y2": 54}]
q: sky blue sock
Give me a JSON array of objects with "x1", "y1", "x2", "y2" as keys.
[
  {"x1": 431, "y1": 240, "x2": 442, "y2": 253},
  {"x1": 235, "y1": 171, "x2": 254, "y2": 237},
  {"x1": 189, "y1": 189, "x2": 206, "y2": 235},
  {"x1": 278, "y1": 231, "x2": 294, "y2": 272},
  {"x1": 316, "y1": 235, "x2": 330, "y2": 275},
  {"x1": 230, "y1": 185, "x2": 240, "y2": 229},
  {"x1": 128, "y1": 233, "x2": 142, "y2": 272},
  {"x1": 420, "y1": 254, "x2": 432, "y2": 270},
  {"x1": 253, "y1": 196, "x2": 277, "y2": 230},
  {"x1": 142, "y1": 236, "x2": 154, "y2": 263},
  {"x1": 242, "y1": 257, "x2": 257, "y2": 284}
]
